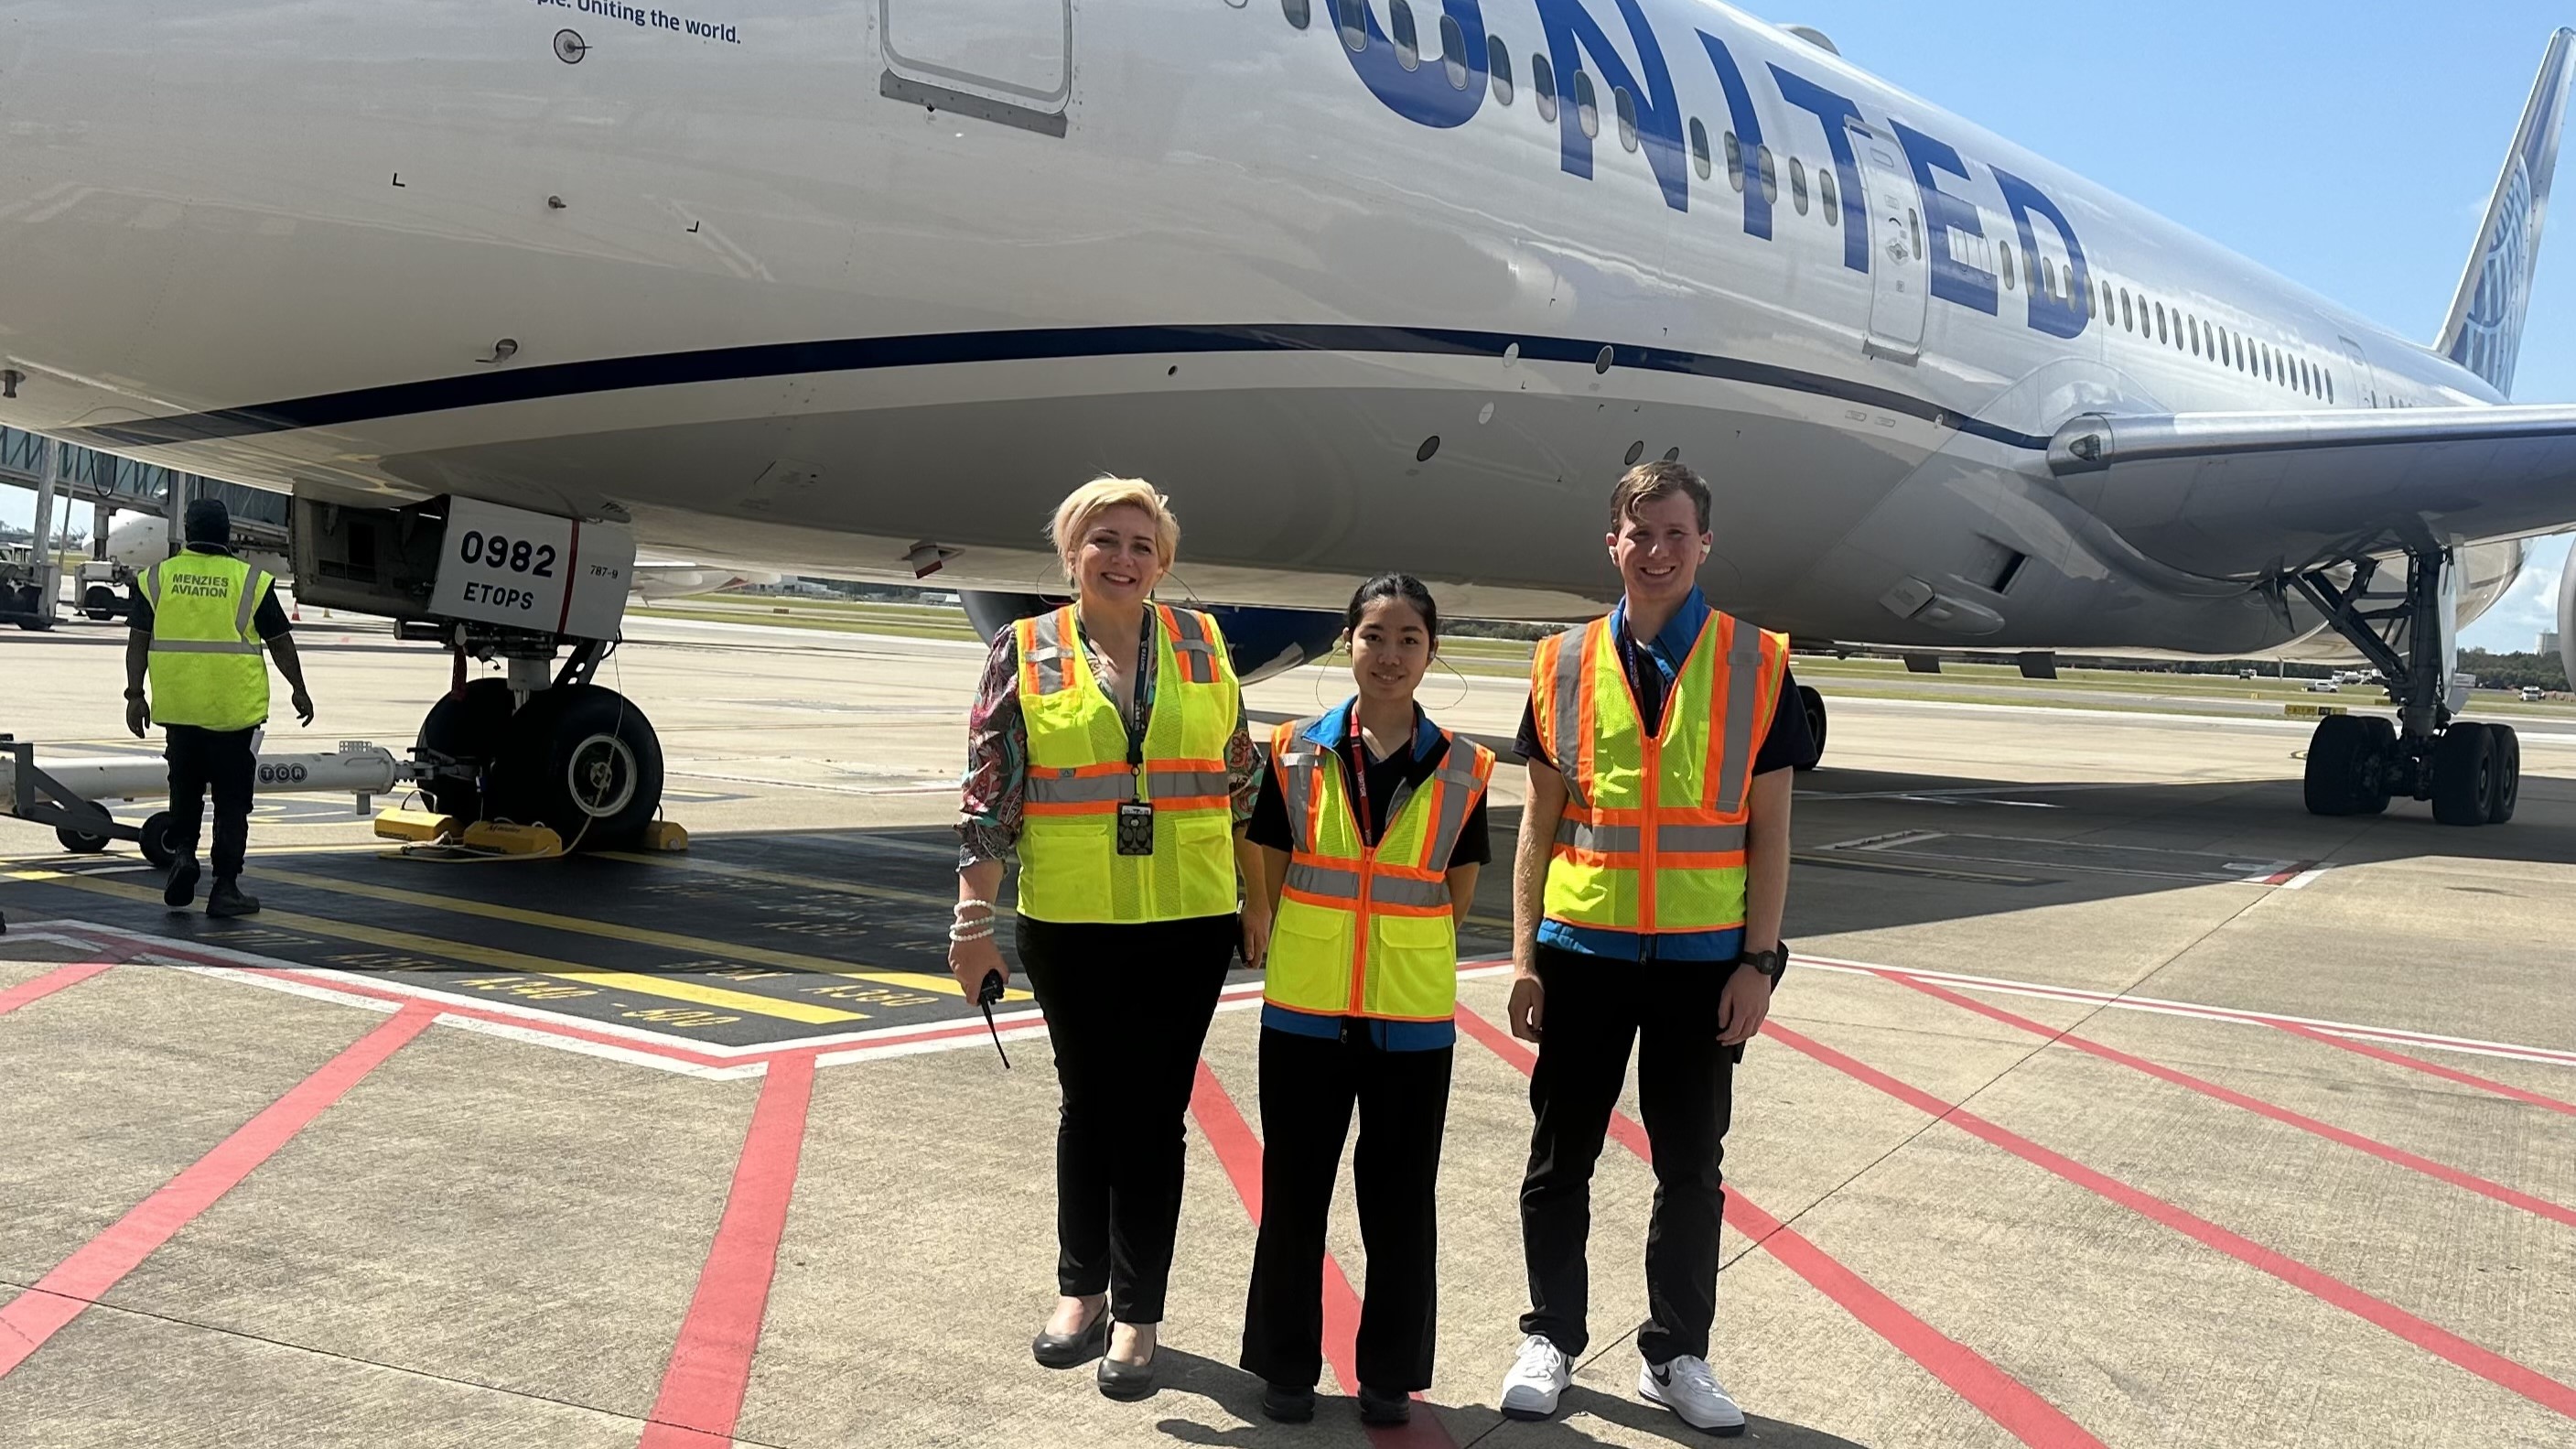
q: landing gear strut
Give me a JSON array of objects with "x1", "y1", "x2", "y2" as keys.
[{"x1": 2290, "y1": 549, "x2": 2518, "y2": 826}]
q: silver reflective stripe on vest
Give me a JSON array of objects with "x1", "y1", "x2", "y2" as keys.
[
  {"x1": 139, "y1": 562, "x2": 163, "y2": 610},
  {"x1": 1418, "y1": 750, "x2": 1483, "y2": 869},
  {"x1": 1166, "y1": 609, "x2": 1220, "y2": 684},
  {"x1": 147, "y1": 637, "x2": 263, "y2": 656},
  {"x1": 1713, "y1": 627, "x2": 1765, "y2": 809},
  {"x1": 1276, "y1": 719, "x2": 1329, "y2": 849},
  {"x1": 1548, "y1": 628, "x2": 1589, "y2": 807},
  {"x1": 1285, "y1": 860, "x2": 1361, "y2": 899},
  {"x1": 1555, "y1": 818, "x2": 1641, "y2": 854},
  {"x1": 1147, "y1": 768, "x2": 1229, "y2": 802},
  {"x1": 1369, "y1": 875, "x2": 1451, "y2": 909},
  {"x1": 1025, "y1": 611, "x2": 1071, "y2": 694},
  {"x1": 1026, "y1": 768, "x2": 1133, "y2": 805},
  {"x1": 233, "y1": 571, "x2": 266, "y2": 640},
  {"x1": 1657, "y1": 823, "x2": 1748, "y2": 854}
]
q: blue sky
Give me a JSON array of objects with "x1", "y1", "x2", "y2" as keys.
[{"x1": 6, "y1": 3, "x2": 2571, "y2": 648}]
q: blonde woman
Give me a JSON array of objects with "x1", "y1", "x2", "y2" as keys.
[{"x1": 951, "y1": 478, "x2": 1268, "y2": 1400}]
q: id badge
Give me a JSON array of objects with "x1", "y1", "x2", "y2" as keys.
[{"x1": 1116, "y1": 800, "x2": 1157, "y2": 857}]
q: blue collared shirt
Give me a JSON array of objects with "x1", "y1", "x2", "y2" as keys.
[
  {"x1": 1537, "y1": 588, "x2": 1744, "y2": 964},
  {"x1": 1260, "y1": 697, "x2": 1460, "y2": 1051}
]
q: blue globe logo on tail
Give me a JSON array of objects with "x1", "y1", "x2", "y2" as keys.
[{"x1": 2454, "y1": 159, "x2": 2535, "y2": 395}]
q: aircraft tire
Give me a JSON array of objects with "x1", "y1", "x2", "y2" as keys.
[
  {"x1": 489, "y1": 685, "x2": 663, "y2": 849},
  {"x1": 138, "y1": 810, "x2": 178, "y2": 870},
  {"x1": 55, "y1": 826, "x2": 112, "y2": 854},
  {"x1": 2484, "y1": 723, "x2": 2520, "y2": 825},
  {"x1": 415, "y1": 678, "x2": 517, "y2": 822},
  {"x1": 2429, "y1": 723, "x2": 2496, "y2": 827},
  {"x1": 2354, "y1": 716, "x2": 2395, "y2": 816},
  {"x1": 2301, "y1": 715, "x2": 2378, "y2": 816},
  {"x1": 1796, "y1": 684, "x2": 1827, "y2": 771}
]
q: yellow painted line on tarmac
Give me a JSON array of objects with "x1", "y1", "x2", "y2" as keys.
[
  {"x1": 3, "y1": 868, "x2": 866, "y2": 1024},
  {"x1": 599, "y1": 849, "x2": 953, "y2": 910},
  {"x1": 252, "y1": 866, "x2": 1014, "y2": 1001}
]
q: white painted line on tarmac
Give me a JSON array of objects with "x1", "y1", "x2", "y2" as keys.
[
  {"x1": 2278, "y1": 865, "x2": 2334, "y2": 890},
  {"x1": 1796, "y1": 951, "x2": 2576, "y2": 1068}
]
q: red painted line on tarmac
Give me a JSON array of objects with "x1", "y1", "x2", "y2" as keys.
[
  {"x1": 0, "y1": 1003, "x2": 436, "y2": 1379},
  {"x1": 1188, "y1": 1060, "x2": 1458, "y2": 1449},
  {"x1": 2262, "y1": 1020, "x2": 2576, "y2": 1119},
  {"x1": 1762, "y1": 1020, "x2": 2576, "y2": 1421},
  {"x1": 1452, "y1": 1007, "x2": 2106, "y2": 1449},
  {"x1": 638, "y1": 1052, "x2": 817, "y2": 1449},
  {"x1": 1885, "y1": 972, "x2": 2576, "y2": 1231},
  {"x1": 0, "y1": 962, "x2": 113, "y2": 1018}
]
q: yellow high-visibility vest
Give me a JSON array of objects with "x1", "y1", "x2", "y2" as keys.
[
  {"x1": 1264, "y1": 710, "x2": 1494, "y2": 1022},
  {"x1": 140, "y1": 551, "x2": 272, "y2": 731},
  {"x1": 1529, "y1": 608, "x2": 1787, "y2": 934},
  {"x1": 1013, "y1": 603, "x2": 1241, "y2": 924}
]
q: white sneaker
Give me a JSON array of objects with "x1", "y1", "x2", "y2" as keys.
[
  {"x1": 1639, "y1": 1355, "x2": 1746, "y2": 1435},
  {"x1": 1497, "y1": 1333, "x2": 1573, "y2": 1421}
]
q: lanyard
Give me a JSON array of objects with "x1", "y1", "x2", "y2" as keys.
[
  {"x1": 1081, "y1": 618, "x2": 1156, "y2": 771},
  {"x1": 1345, "y1": 708, "x2": 1377, "y2": 846}
]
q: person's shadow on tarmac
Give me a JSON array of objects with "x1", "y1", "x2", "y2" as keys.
[{"x1": 1144, "y1": 1350, "x2": 1871, "y2": 1447}]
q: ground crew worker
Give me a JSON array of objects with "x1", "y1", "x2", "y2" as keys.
[
  {"x1": 1239, "y1": 574, "x2": 1493, "y2": 1430},
  {"x1": 949, "y1": 476, "x2": 1268, "y2": 1402},
  {"x1": 122, "y1": 498, "x2": 314, "y2": 919},
  {"x1": 1493, "y1": 461, "x2": 1816, "y2": 1435}
]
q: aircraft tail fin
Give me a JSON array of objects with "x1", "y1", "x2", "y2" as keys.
[{"x1": 2435, "y1": 28, "x2": 2576, "y2": 396}]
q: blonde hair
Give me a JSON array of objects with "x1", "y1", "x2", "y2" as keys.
[{"x1": 1049, "y1": 476, "x2": 1180, "y2": 583}]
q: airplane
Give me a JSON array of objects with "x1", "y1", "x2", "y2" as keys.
[{"x1": 1, "y1": 1, "x2": 2572, "y2": 844}]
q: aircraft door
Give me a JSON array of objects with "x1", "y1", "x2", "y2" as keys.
[
  {"x1": 1854, "y1": 120, "x2": 1927, "y2": 361},
  {"x1": 879, "y1": 0, "x2": 1072, "y2": 136},
  {"x1": 2337, "y1": 336, "x2": 2378, "y2": 408}
]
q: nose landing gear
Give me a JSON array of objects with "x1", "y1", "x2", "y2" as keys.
[
  {"x1": 2290, "y1": 549, "x2": 2519, "y2": 827},
  {"x1": 409, "y1": 639, "x2": 665, "y2": 849}
]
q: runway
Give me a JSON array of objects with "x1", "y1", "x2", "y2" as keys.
[{"x1": 4, "y1": 612, "x2": 2573, "y2": 1448}]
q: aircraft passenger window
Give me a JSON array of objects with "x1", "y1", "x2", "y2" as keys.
[
  {"x1": 2100, "y1": 282, "x2": 2113, "y2": 318},
  {"x1": 2119, "y1": 288, "x2": 2131, "y2": 329},
  {"x1": 1282, "y1": 0, "x2": 1310, "y2": 30},
  {"x1": 1758, "y1": 145, "x2": 1779, "y2": 204},
  {"x1": 1907, "y1": 207, "x2": 1921, "y2": 258},
  {"x1": 2153, "y1": 301, "x2": 2166, "y2": 342},
  {"x1": 2001, "y1": 242, "x2": 2016, "y2": 289},
  {"x1": 2262, "y1": 346, "x2": 2273, "y2": 382},
  {"x1": 1790, "y1": 157, "x2": 1809, "y2": 213},
  {"x1": 2187, "y1": 317, "x2": 2199, "y2": 356},
  {"x1": 1575, "y1": 70, "x2": 1599, "y2": 139},
  {"x1": 1391, "y1": 2, "x2": 1418, "y2": 70},
  {"x1": 2301, "y1": 359, "x2": 2312, "y2": 395},
  {"x1": 1689, "y1": 119, "x2": 1712, "y2": 179},
  {"x1": 1819, "y1": 170, "x2": 1838, "y2": 222},
  {"x1": 1533, "y1": 53, "x2": 1557, "y2": 123},
  {"x1": 1615, "y1": 85, "x2": 1638, "y2": 151},
  {"x1": 1339, "y1": 0, "x2": 1365, "y2": 51},
  {"x1": 1488, "y1": 36, "x2": 1514, "y2": 103},
  {"x1": 1440, "y1": 16, "x2": 1468, "y2": 88},
  {"x1": 1725, "y1": 132, "x2": 1745, "y2": 191},
  {"x1": 2325, "y1": 370, "x2": 2334, "y2": 404},
  {"x1": 2026, "y1": 251, "x2": 2041, "y2": 293},
  {"x1": 2041, "y1": 256, "x2": 2055, "y2": 296}
]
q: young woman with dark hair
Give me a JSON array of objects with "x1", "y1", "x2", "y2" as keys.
[{"x1": 1237, "y1": 573, "x2": 1495, "y2": 1428}]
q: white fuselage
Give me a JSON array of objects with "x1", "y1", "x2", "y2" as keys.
[{"x1": 0, "y1": 1, "x2": 2525, "y2": 651}]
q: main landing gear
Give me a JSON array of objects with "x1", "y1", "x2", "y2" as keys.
[
  {"x1": 2290, "y1": 549, "x2": 2518, "y2": 827},
  {"x1": 412, "y1": 636, "x2": 665, "y2": 849}
]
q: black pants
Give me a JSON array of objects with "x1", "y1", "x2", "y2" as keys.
[
  {"x1": 1017, "y1": 912, "x2": 1234, "y2": 1324},
  {"x1": 1240, "y1": 1026, "x2": 1452, "y2": 1393},
  {"x1": 1519, "y1": 945, "x2": 1737, "y2": 1364},
  {"x1": 164, "y1": 724, "x2": 257, "y2": 880}
]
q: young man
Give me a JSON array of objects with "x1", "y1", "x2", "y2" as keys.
[
  {"x1": 1495, "y1": 461, "x2": 1816, "y2": 1434},
  {"x1": 124, "y1": 497, "x2": 316, "y2": 918}
]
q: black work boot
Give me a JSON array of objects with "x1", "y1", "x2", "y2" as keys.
[
  {"x1": 163, "y1": 855, "x2": 201, "y2": 909},
  {"x1": 206, "y1": 878, "x2": 262, "y2": 919}
]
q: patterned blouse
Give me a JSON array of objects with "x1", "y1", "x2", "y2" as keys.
[{"x1": 956, "y1": 622, "x2": 1262, "y2": 870}]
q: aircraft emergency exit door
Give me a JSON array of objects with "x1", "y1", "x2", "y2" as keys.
[{"x1": 880, "y1": 0, "x2": 1073, "y2": 137}]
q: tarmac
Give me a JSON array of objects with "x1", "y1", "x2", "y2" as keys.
[{"x1": 5, "y1": 611, "x2": 2574, "y2": 1448}]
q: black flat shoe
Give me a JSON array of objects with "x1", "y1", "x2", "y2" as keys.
[
  {"x1": 1096, "y1": 1344, "x2": 1158, "y2": 1401},
  {"x1": 1357, "y1": 1385, "x2": 1412, "y2": 1426},
  {"x1": 1261, "y1": 1382, "x2": 1315, "y2": 1423},
  {"x1": 1030, "y1": 1309, "x2": 1107, "y2": 1369}
]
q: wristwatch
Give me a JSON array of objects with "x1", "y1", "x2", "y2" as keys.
[{"x1": 1737, "y1": 942, "x2": 1789, "y2": 985}]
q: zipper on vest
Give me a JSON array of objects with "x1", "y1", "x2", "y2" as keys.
[
  {"x1": 1349, "y1": 836, "x2": 1374, "y2": 1017},
  {"x1": 1639, "y1": 730, "x2": 1661, "y2": 934}
]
